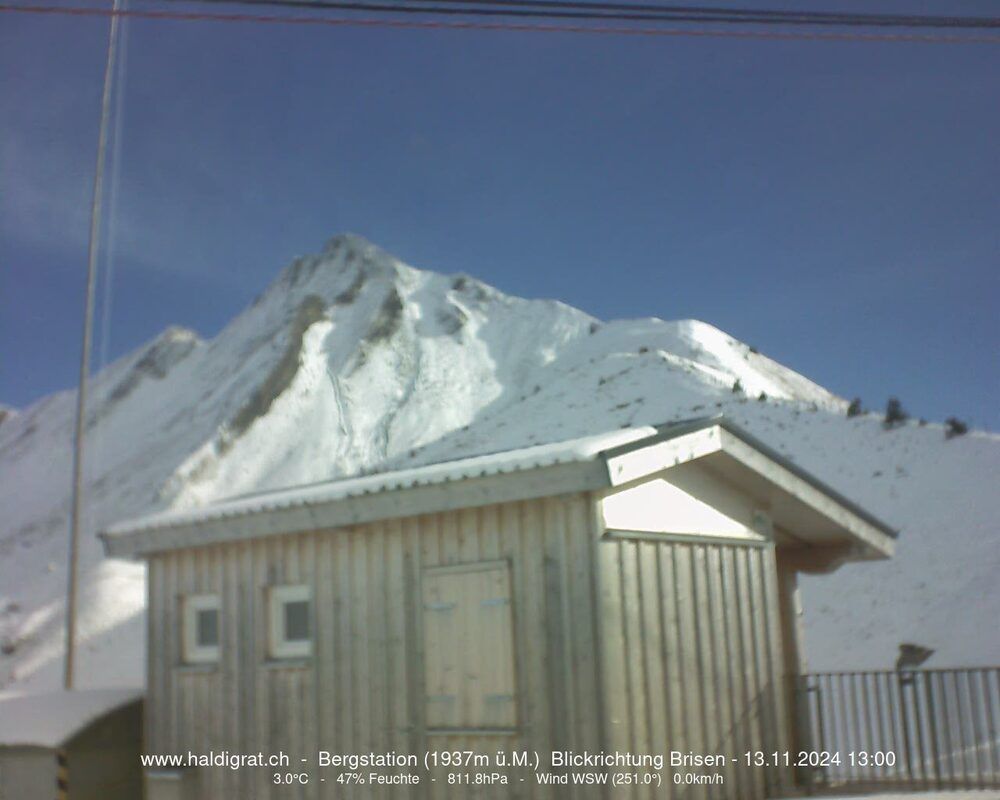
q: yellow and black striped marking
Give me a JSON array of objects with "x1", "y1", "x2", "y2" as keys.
[{"x1": 56, "y1": 749, "x2": 68, "y2": 799}]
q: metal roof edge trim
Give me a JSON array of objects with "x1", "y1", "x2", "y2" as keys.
[
  {"x1": 103, "y1": 458, "x2": 612, "y2": 559},
  {"x1": 102, "y1": 426, "x2": 661, "y2": 553},
  {"x1": 713, "y1": 420, "x2": 899, "y2": 538},
  {"x1": 600, "y1": 415, "x2": 898, "y2": 538}
]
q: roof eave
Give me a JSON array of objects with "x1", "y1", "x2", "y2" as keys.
[
  {"x1": 102, "y1": 416, "x2": 898, "y2": 562},
  {"x1": 103, "y1": 458, "x2": 610, "y2": 559},
  {"x1": 597, "y1": 421, "x2": 897, "y2": 562}
]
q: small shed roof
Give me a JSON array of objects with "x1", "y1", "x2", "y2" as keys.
[
  {"x1": 102, "y1": 416, "x2": 896, "y2": 560},
  {"x1": 0, "y1": 688, "x2": 142, "y2": 748}
]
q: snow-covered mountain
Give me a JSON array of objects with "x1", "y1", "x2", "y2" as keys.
[{"x1": 1, "y1": 234, "x2": 997, "y2": 690}]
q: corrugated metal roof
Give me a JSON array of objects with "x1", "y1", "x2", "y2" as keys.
[
  {"x1": 104, "y1": 425, "x2": 660, "y2": 539},
  {"x1": 102, "y1": 415, "x2": 898, "y2": 550}
]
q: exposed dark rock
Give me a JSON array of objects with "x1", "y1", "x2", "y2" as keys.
[
  {"x1": 89, "y1": 328, "x2": 198, "y2": 428},
  {"x1": 366, "y1": 288, "x2": 404, "y2": 343},
  {"x1": 225, "y1": 295, "x2": 326, "y2": 444},
  {"x1": 451, "y1": 274, "x2": 490, "y2": 303},
  {"x1": 285, "y1": 256, "x2": 320, "y2": 288},
  {"x1": 333, "y1": 268, "x2": 366, "y2": 305},
  {"x1": 436, "y1": 302, "x2": 468, "y2": 335}
]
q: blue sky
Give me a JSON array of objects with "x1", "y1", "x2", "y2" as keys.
[{"x1": 2, "y1": 2, "x2": 998, "y2": 429}]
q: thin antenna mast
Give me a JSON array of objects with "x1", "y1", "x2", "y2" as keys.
[{"x1": 65, "y1": 0, "x2": 123, "y2": 690}]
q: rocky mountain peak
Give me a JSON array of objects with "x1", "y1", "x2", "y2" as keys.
[{"x1": 1, "y1": 236, "x2": 997, "y2": 693}]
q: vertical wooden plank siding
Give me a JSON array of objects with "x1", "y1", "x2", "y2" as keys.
[
  {"x1": 637, "y1": 541, "x2": 666, "y2": 800},
  {"x1": 144, "y1": 492, "x2": 793, "y2": 800},
  {"x1": 146, "y1": 554, "x2": 164, "y2": 756},
  {"x1": 595, "y1": 534, "x2": 793, "y2": 799},
  {"x1": 146, "y1": 494, "x2": 605, "y2": 800}
]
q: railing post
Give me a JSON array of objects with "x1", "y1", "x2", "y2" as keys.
[
  {"x1": 897, "y1": 670, "x2": 915, "y2": 785},
  {"x1": 942, "y1": 671, "x2": 960, "y2": 786},
  {"x1": 814, "y1": 676, "x2": 828, "y2": 788},
  {"x1": 983, "y1": 669, "x2": 1000, "y2": 784},
  {"x1": 968, "y1": 669, "x2": 986, "y2": 789},
  {"x1": 924, "y1": 671, "x2": 943, "y2": 789},
  {"x1": 911, "y1": 670, "x2": 929, "y2": 787},
  {"x1": 794, "y1": 675, "x2": 816, "y2": 793}
]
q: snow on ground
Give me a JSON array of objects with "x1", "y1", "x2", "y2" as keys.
[
  {"x1": 0, "y1": 687, "x2": 142, "y2": 746},
  {"x1": 816, "y1": 793, "x2": 1000, "y2": 800},
  {"x1": 1, "y1": 233, "x2": 998, "y2": 691}
]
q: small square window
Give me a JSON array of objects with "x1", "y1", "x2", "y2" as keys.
[
  {"x1": 182, "y1": 595, "x2": 220, "y2": 664},
  {"x1": 284, "y1": 600, "x2": 310, "y2": 642},
  {"x1": 269, "y1": 585, "x2": 312, "y2": 659},
  {"x1": 196, "y1": 608, "x2": 219, "y2": 647}
]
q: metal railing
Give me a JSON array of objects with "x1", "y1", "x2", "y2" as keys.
[{"x1": 797, "y1": 668, "x2": 1000, "y2": 791}]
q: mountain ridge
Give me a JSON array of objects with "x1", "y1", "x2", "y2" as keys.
[{"x1": 1, "y1": 234, "x2": 997, "y2": 690}]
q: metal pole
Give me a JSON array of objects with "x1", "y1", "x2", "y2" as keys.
[{"x1": 64, "y1": 0, "x2": 122, "y2": 690}]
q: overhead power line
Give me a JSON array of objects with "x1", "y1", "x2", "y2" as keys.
[
  {"x1": 3, "y1": 2, "x2": 1000, "y2": 43},
  {"x1": 413, "y1": 0, "x2": 999, "y2": 28},
  {"x1": 158, "y1": 0, "x2": 1000, "y2": 29}
]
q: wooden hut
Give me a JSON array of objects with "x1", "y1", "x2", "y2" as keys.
[
  {"x1": 102, "y1": 417, "x2": 896, "y2": 800},
  {"x1": 0, "y1": 688, "x2": 143, "y2": 800}
]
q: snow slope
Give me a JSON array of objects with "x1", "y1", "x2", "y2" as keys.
[
  {"x1": 822, "y1": 794, "x2": 1000, "y2": 800},
  {"x1": 1, "y1": 234, "x2": 997, "y2": 690}
]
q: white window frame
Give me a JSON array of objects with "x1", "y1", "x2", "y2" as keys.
[
  {"x1": 182, "y1": 594, "x2": 220, "y2": 664},
  {"x1": 268, "y1": 584, "x2": 313, "y2": 659}
]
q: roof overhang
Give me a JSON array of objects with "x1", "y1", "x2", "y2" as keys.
[
  {"x1": 102, "y1": 417, "x2": 896, "y2": 561},
  {"x1": 601, "y1": 420, "x2": 896, "y2": 561}
]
